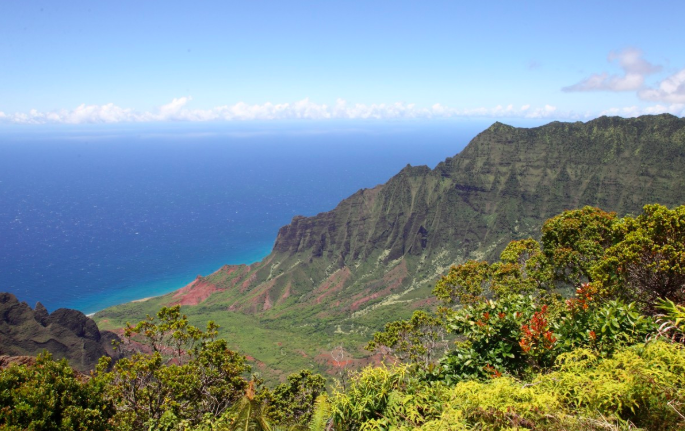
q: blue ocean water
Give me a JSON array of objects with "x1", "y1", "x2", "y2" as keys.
[{"x1": 0, "y1": 121, "x2": 489, "y2": 314}]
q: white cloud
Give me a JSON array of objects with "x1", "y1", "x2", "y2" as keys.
[
  {"x1": 4, "y1": 103, "x2": 141, "y2": 124},
  {"x1": 157, "y1": 96, "x2": 192, "y2": 119},
  {"x1": 563, "y1": 48, "x2": 661, "y2": 92},
  {"x1": 0, "y1": 98, "x2": 575, "y2": 124},
  {"x1": 639, "y1": 68, "x2": 685, "y2": 104},
  {"x1": 6, "y1": 98, "x2": 678, "y2": 125}
]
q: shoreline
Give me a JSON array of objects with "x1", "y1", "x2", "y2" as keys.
[
  {"x1": 82, "y1": 246, "x2": 273, "y2": 317},
  {"x1": 86, "y1": 294, "x2": 160, "y2": 318},
  {"x1": 132, "y1": 296, "x2": 155, "y2": 303}
]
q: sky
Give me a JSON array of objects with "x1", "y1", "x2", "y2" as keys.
[{"x1": 1, "y1": 0, "x2": 684, "y2": 125}]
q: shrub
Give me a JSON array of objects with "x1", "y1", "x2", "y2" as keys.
[
  {"x1": 540, "y1": 341, "x2": 685, "y2": 430},
  {"x1": 0, "y1": 353, "x2": 113, "y2": 431}
]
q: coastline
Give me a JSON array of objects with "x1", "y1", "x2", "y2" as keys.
[
  {"x1": 86, "y1": 296, "x2": 156, "y2": 317},
  {"x1": 1, "y1": 130, "x2": 474, "y2": 318},
  {"x1": 132, "y1": 296, "x2": 155, "y2": 303},
  {"x1": 77, "y1": 244, "x2": 275, "y2": 316}
]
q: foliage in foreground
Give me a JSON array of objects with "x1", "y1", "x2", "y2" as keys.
[
  {"x1": 0, "y1": 306, "x2": 328, "y2": 431},
  {"x1": 334, "y1": 337, "x2": 685, "y2": 430},
  {"x1": 0, "y1": 353, "x2": 112, "y2": 431},
  {"x1": 349, "y1": 204, "x2": 685, "y2": 430},
  {"x1": 1, "y1": 204, "x2": 684, "y2": 430}
]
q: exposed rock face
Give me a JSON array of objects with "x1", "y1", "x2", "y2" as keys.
[
  {"x1": 33, "y1": 302, "x2": 48, "y2": 326},
  {"x1": 272, "y1": 116, "x2": 685, "y2": 267},
  {"x1": 0, "y1": 292, "x2": 122, "y2": 371},
  {"x1": 46, "y1": 308, "x2": 102, "y2": 342},
  {"x1": 0, "y1": 355, "x2": 36, "y2": 369}
]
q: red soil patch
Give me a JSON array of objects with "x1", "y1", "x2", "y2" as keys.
[
  {"x1": 263, "y1": 293, "x2": 273, "y2": 311},
  {"x1": 245, "y1": 279, "x2": 276, "y2": 313},
  {"x1": 349, "y1": 260, "x2": 408, "y2": 311},
  {"x1": 240, "y1": 273, "x2": 258, "y2": 292},
  {"x1": 276, "y1": 282, "x2": 292, "y2": 306},
  {"x1": 171, "y1": 277, "x2": 218, "y2": 306},
  {"x1": 312, "y1": 267, "x2": 351, "y2": 304},
  {"x1": 410, "y1": 297, "x2": 438, "y2": 309},
  {"x1": 314, "y1": 350, "x2": 384, "y2": 375},
  {"x1": 219, "y1": 265, "x2": 241, "y2": 276},
  {"x1": 220, "y1": 265, "x2": 251, "y2": 285}
]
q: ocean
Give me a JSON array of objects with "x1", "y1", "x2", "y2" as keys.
[{"x1": 0, "y1": 121, "x2": 491, "y2": 314}]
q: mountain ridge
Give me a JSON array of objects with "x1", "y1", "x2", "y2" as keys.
[
  {"x1": 95, "y1": 114, "x2": 685, "y2": 379},
  {"x1": 0, "y1": 292, "x2": 122, "y2": 371},
  {"x1": 209, "y1": 114, "x2": 685, "y2": 316}
]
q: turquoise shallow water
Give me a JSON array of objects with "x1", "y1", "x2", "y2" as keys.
[{"x1": 0, "y1": 121, "x2": 489, "y2": 314}]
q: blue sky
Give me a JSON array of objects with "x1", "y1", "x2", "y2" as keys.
[{"x1": 1, "y1": 0, "x2": 684, "y2": 124}]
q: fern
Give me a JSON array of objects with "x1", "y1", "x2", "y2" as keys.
[{"x1": 308, "y1": 394, "x2": 332, "y2": 431}]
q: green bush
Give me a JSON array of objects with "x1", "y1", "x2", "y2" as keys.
[
  {"x1": 267, "y1": 369, "x2": 327, "y2": 427},
  {"x1": 438, "y1": 295, "x2": 542, "y2": 380},
  {"x1": 592, "y1": 204, "x2": 685, "y2": 313},
  {"x1": 0, "y1": 353, "x2": 113, "y2": 431}
]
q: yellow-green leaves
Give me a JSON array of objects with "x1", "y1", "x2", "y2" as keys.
[
  {"x1": 433, "y1": 260, "x2": 492, "y2": 305},
  {"x1": 541, "y1": 206, "x2": 618, "y2": 286},
  {"x1": 592, "y1": 204, "x2": 685, "y2": 312}
]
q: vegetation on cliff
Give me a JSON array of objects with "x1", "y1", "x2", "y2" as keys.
[{"x1": 95, "y1": 114, "x2": 685, "y2": 381}]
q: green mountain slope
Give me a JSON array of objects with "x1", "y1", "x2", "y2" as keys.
[{"x1": 95, "y1": 114, "x2": 685, "y2": 381}]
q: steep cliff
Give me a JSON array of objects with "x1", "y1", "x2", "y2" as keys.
[
  {"x1": 95, "y1": 114, "x2": 685, "y2": 378},
  {"x1": 181, "y1": 115, "x2": 685, "y2": 315}
]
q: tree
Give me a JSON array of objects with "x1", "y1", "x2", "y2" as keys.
[
  {"x1": 593, "y1": 204, "x2": 685, "y2": 313},
  {"x1": 433, "y1": 260, "x2": 493, "y2": 305},
  {"x1": 541, "y1": 206, "x2": 618, "y2": 287},
  {"x1": 267, "y1": 370, "x2": 327, "y2": 427},
  {"x1": 98, "y1": 306, "x2": 250, "y2": 430},
  {"x1": 492, "y1": 239, "x2": 551, "y2": 296},
  {"x1": 433, "y1": 239, "x2": 550, "y2": 307},
  {"x1": 366, "y1": 310, "x2": 447, "y2": 369}
]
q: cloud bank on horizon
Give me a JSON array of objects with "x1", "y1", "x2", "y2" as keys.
[
  {"x1": 0, "y1": 98, "x2": 563, "y2": 124},
  {"x1": 2, "y1": 46, "x2": 684, "y2": 126},
  {"x1": 1, "y1": 96, "x2": 682, "y2": 125}
]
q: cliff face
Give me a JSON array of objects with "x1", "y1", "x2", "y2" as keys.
[
  {"x1": 0, "y1": 292, "x2": 121, "y2": 371},
  {"x1": 274, "y1": 116, "x2": 685, "y2": 264},
  {"x1": 176, "y1": 114, "x2": 685, "y2": 318}
]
